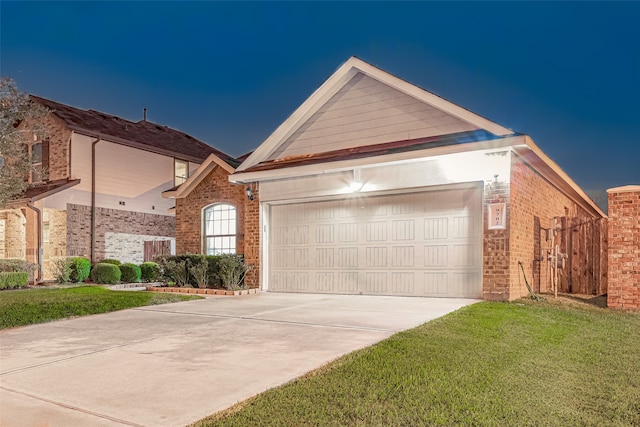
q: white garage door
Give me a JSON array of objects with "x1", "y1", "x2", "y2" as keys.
[{"x1": 268, "y1": 186, "x2": 483, "y2": 298}]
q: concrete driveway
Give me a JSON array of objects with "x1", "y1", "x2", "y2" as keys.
[{"x1": 0, "y1": 292, "x2": 477, "y2": 427}]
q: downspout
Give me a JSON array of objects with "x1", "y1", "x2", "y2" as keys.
[
  {"x1": 91, "y1": 137, "x2": 101, "y2": 264},
  {"x1": 26, "y1": 202, "x2": 43, "y2": 284}
]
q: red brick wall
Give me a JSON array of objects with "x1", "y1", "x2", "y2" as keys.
[
  {"x1": 20, "y1": 112, "x2": 71, "y2": 181},
  {"x1": 607, "y1": 187, "x2": 640, "y2": 309},
  {"x1": 498, "y1": 153, "x2": 600, "y2": 300},
  {"x1": 174, "y1": 167, "x2": 261, "y2": 288},
  {"x1": 482, "y1": 179, "x2": 511, "y2": 300}
]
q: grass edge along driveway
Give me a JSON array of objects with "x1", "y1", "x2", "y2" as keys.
[
  {"x1": 195, "y1": 298, "x2": 640, "y2": 427},
  {"x1": 0, "y1": 286, "x2": 201, "y2": 329}
]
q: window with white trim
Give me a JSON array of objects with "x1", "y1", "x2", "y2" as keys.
[
  {"x1": 203, "y1": 203, "x2": 236, "y2": 254},
  {"x1": 174, "y1": 159, "x2": 188, "y2": 186}
]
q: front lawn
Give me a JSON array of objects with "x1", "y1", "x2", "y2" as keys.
[
  {"x1": 0, "y1": 286, "x2": 201, "y2": 329},
  {"x1": 195, "y1": 298, "x2": 640, "y2": 427}
]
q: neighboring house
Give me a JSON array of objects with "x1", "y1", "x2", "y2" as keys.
[
  {"x1": 0, "y1": 96, "x2": 232, "y2": 281},
  {"x1": 161, "y1": 152, "x2": 260, "y2": 287},
  {"x1": 224, "y1": 56, "x2": 606, "y2": 301}
]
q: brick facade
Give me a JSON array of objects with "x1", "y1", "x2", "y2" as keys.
[
  {"x1": 482, "y1": 153, "x2": 605, "y2": 301},
  {"x1": 174, "y1": 166, "x2": 261, "y2": 288},
  {"x1": 66, "y1": 203, "x2": 175, "y2": 263},
  {"x1": 607, "y1": 186, "x2": 640, "y2": 309},
  {"x1": 20, "y1": 112, "x2": 71, "y2": 181}
]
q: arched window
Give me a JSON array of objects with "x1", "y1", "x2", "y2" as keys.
[{"x1": 203, "y1": 203, "x2": 236, "y2": 254}]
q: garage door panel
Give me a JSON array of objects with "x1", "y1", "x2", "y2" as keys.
[{"x1": 269, "y1": 187, "x2": 482, "y2": 297}]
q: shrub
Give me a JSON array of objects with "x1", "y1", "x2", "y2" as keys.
[
  {"x1": 0, "y1": 259, "x2": 35, "y2": 273},
  {"x1": 188, "y1": 255, "x2": 208, "y2": 288},
  {"x1": 164, "y1": 259, "x2": 189, "y2": 286},
  {"x1": 90, "y1": 263, "x2": 121, "y2": 284},
  {"x1": 218, "y1": 254, "x2": 251, "y2": 290},
  {"x1": 119, "y1": 263, "x2": 142, "y2": 283},
  {"x1": 140, "y1": 262, "x2": 160, "y2": 282},
  {"x1": 0, "y1": 272, "x2": 28, "y2": 289},
  {"x1": 51, "y1": 257, "x2": 72, "y2": 283},
  {"x1": 99, "y1": 259, "x2": 121, "y2": 266},
  {"x1": 206, "y1": 255, "x2": 223, "y2": 288},
  {"x1": 69, "y1": 257, "x2": 91, "y2": 282}
]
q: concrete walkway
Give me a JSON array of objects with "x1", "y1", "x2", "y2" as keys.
[{"x1": 0, "y1": 293, "x2": 477, "y2": 427}]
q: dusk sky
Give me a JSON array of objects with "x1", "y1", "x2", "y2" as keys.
[{"x1": 1, "y1": 1, "x2": 638, "y2": 192}]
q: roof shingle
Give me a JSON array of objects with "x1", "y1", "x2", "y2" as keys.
[{"x1": 31, "y1": 95, "x2": 239, "y2": 167}]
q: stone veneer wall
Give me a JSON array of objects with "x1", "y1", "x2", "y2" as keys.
[
  {"x1": 3, "y1": 210, "x2": 26, "y2": 259},
  {"x1": 43, "y1": 208, "x2": 68, "y2": 280},
  {"x1": 607, "y1": 186, "x2": 640, "y2": 309},
  {"x1": 174, "y1": 166, "x2": 261, "y2": 288},
  {"x1": 66, "y1": 203, "x2": 175, "y2": 263}
]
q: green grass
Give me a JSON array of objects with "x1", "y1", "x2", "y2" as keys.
[
  {"x1": 195, "y1": 299, "x2": 640, "y2": 427},
  {"x1": 0, "y1": 286, "x2": 201, "y2": 329}
]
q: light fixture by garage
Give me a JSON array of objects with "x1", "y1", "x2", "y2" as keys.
[
  {"x1": 349, "y1": 169, "x2": 363, "y2": 192},
  {"x1": 246, "y1": 185, "x2": 254, "y2": 201}
]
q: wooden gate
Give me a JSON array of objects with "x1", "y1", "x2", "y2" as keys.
[
  {"x1": 144, "y1": 240, "x2": 171, "y2": 262},
  {"x1": 534, "y1": 217, "x2": 607, "y2": 295}
]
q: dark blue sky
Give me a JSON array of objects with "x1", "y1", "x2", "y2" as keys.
[{"x1": 2, "y1": 1, "x2": 638, "y2": 191}]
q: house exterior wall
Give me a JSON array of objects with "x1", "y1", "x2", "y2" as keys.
[
  {"x1": 174, "y1": 166, "x2": 260, "y2": 288},
  {"x1": 66, "y1": 203, "x2": 175, "y2": 263},
  {"x1": 18, "y1": 112, "x2": 71, "y2": 181},
  {"x1": 64, "y1": 134, "x2": 179, "y2": 215},
  {"x1": 507, "y1": 153, "x2": 602, "y2": 301},
  {"x1": 270, "y1": 73, "x2": 478, "y2": 161},
  {"x1": 43, "y1": 208, "x2": 67, "y2": 280},
  {"x1": 607, "y1": 187, "x2": 640, "y2": 309},
  {"x1": 3, "y1": 210, "x2": 25, "y2": 259}
]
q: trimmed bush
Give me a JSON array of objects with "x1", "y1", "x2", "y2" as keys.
[
  {"x1": 218, "y1": 254, "x2": 250, "y2": 290},
  {"x1": 206, "y1": 255, "x2": 223, "y2": 288},
  {"x1": 69, "y1": 257, "x2": 91, "y2": 283},
  {"x1": 188, "y1": 255, "x2": 208, "y2": 288},
  {"x1": 0, "y1": 259, "x2": 34, "y2": 273},
  {"x1": 51, "y1": 257, "x2": 72, "y2": 283},
  {"x1": 140, "y1": 262, "x2": 160, "y2": 282},
  {"x1": 90, "y1": 263, "x2": 121, "y2": 284},
  {"x1": 119, "y1": 263, "x2": 141, "y2": 283},
  {"x1": 99, "y1": 259, "x2": 121, "y2": 266},
  {"x1": 0, "y1": 272, "x2": 28, "y2": 289}
]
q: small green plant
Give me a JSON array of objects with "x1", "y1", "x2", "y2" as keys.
[
  {"x1": 188, "y1": 255, "x2": 208, "y2": 288},
  {"x1": 90, "y1": 263, "x2": 121, "y2": 284},
  {"x1": 51, "y1": 257, "x2": 72, "y2": 283},
  {"x1": 99, "y1": 259, "x2": 121, "y2": 266},
  {"x1": 69, "y1": 257, "x2": 91, "y2": 282},
  {"x1": 119, "y1": 263, "x2": 142, "y2": 283},
  {"x1": 140, "y1": 262, "x2": 161, "y2": 282},
  {"x1": 218, "y1": 254, "x2": 251, "y2": 290},
  {"x1": 0, "y1": 272, "x2": 28, "y2": 289}
]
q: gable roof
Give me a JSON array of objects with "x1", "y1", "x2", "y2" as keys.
[
  {"x1": 162, "y1": 153, "x2": 236, "y2": 199},
  {"x1": 236, "y1": 56, "x2": 514, "y2": 172},
  {"x1": 31, "y1": 95, "x2": 239, "y2": 166},
  {"x1": 4, "y1": 178, "x2": 81, "y2": 207}
]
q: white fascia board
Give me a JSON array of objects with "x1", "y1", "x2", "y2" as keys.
[
  {"x1": 521, "y1": 135, "x2": 605, "y2": 217},
  {"x1": 173, "y1": 154, "x2": 235, "y2": 199},
  {"x1": 237, "y1": 57, "x2": 514, "y2": 172},
  {"x1": 237, "y1": 61, "x2": 360, "y2": 172},
  {"x1": 231, "y1": 135, "x2": 526, "y2": 183},
  {"x1": 349, "y1": 57, "x2": 514, "y2": 137}
]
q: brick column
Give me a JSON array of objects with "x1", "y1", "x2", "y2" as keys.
[{"x1": 607, "y1": 185, "x2": 640, "y2": 309}]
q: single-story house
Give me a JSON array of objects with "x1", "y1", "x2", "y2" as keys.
[{"x1": 174, "y1": 57, "x2": 607, "y2": 301}]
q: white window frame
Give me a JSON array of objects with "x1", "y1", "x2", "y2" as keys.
[
  {"x1": 202, "y1": 203, "x2": 237, "y2": 255},
  {"x1": 174, "y1": 159, "x2": 188, "y2": 186}
]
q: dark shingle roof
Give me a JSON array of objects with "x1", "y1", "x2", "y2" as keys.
[{"x1": 31, "y1": 95, "x2": 239, "y2": 166}]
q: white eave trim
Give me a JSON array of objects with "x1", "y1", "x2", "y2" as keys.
[
  {"x1": 163, "y1": 153, "x2": 236, "y2": 199},
  {"x1": 237, "y1": 56, "x2": 514, "y2": 172},
  {"x1": 520, "y1": 135, "x2": 605, "y2": 217},
  {"x1": 231, "y1": 135, "x2": 526, "y2": 183}
]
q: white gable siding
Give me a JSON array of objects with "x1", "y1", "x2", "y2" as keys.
[{"x1": 269, "y1": 73, "x2": 478, "y2": 160}]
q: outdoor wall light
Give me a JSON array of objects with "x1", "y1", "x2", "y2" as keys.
[
  {"x1": 349, "y1": 169, "x2": 364, "y2": 192},
  {"x1": 246, "y1": 186, "x2": 254, "y2": 201}
]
